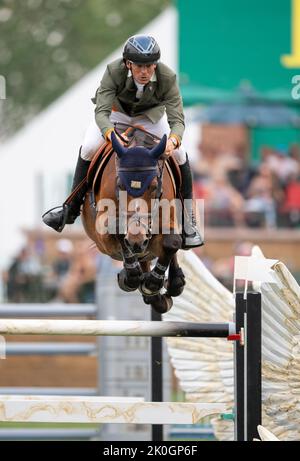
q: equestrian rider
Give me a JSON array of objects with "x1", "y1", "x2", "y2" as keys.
[{"x1": 43, "y1": 35, "x2": 203, "y2": 249}]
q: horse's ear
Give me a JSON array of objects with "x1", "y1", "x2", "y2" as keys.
[
  {"x1": 150, "y1": 134, "x2": 168, "y2": 159},
  {"x1": 111, "y1": 131, "x2": 127, "y2": 158}
]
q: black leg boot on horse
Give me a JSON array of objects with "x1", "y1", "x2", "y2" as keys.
[
  {"x1": 42, "y1": 149, "x2": 91, "y2": 232},
  {"x1": 179, "y1": 154, "x2": 204, "y2": 249}
]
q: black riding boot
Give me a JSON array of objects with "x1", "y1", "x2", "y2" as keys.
[
  {"x1": 42, "y1": 150, "x2": 91, "y2": 232},
  {"x1": 179, "y1": 154, "x2": 204, "y2": 249}
]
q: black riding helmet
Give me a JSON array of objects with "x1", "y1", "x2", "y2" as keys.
[{"x1": 123, "y1": 35, "x2": 160, "y2": 64}]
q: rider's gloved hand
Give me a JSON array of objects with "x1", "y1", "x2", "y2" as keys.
[
  {"x1": 105, "y1": 129, "x2": 129, "y2": 145},
  {"x1": 105, "y1": 128, "x2": 115, "y2": 142},
  {"x1": 120, "y1": 132, "x2": 129, "y2": 144},
  {"x1": 165, "y1": 136, "x2": 178, "y2": 156}
]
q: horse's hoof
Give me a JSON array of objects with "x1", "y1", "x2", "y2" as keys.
[
  {"x1": 117, "y1": 269, "x2": 140, "y2": 292},
  {"x1": 139, "y1": 281, "x2": 160, "y2": 297},
  {"x1": 140, "y1": 272, "x2": 164, "y2": 296},
  {"x1": 151, "y1": 294, "x2": 173, "y2": 314},
  {"x1": 166, "y1": 267, "x2": 186, "y2": 297},
  {"x1": 142, "y1": 293, "x2": 173, "y2": 314}
]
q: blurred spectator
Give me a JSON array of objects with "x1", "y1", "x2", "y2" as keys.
[
  {"x1": 53, "y1": 239, "x2": 74, "y2": 281},
  {"x1": 58, "y1": 241, "x2": 97, "y2": 303},
  {"x1": 264, "y1": 144, "x2": 300, "y2": 187},
  {"x1": 289, "y1": 143, "x2": 300, "y2": 163},
  {"x1": 226, "y1": 156, "x2": 256, "y2": 195},
  {"x1": 244, "y1": 164, "x2": 283, "y2": 228},
  {"x1": 199, "y1": 170, "x2": 245, "y2": 227},
  {"x1": 280, "y1": 172, "x2": 300, "y2": 227},
  {"x1": 4, "y1": 247, "x2": 43, "y2": 302},
  {"x1": 43, "y1": 239, "x2": 74, "y2": 301}
]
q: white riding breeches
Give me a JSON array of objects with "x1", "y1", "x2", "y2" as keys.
[{"x1": 80, "y1": 111, "x2": 187, "y2": 165}]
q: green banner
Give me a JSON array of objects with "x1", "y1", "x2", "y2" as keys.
[{"x1": 178, "y1": 0, "x2": 300, "y2": 104}]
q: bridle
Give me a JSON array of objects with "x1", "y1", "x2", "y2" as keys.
[{"x1": 114, "y1": 124, "x2": 165, "y2": 242}]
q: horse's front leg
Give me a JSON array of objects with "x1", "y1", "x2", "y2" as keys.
[
  {"x1": 166, "y1": 254, "x2": 186, "y2": 297},
  {"x1": 117, "y1": 238, "x2": 143, "y2": 292},
  {"x1": 140, "y1": 234, "x2": 182, "y2": 296}
]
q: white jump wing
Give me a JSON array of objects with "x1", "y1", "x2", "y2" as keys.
[
  {"x1": 164, "y1": 248, "x2": 300, "y2": 441},
  {"x1": 163, "y1": 250, "x2": 235, "y2": 440},
  {"x1": 261, "y1": 261, "x2": 300, "y2": 440}
]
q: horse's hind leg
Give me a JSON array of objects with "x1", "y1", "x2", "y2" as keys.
[
  {"x1": 166, "y1": 254, "x2": 186, "y2": 297},
  {"x1": 141, "y1": 234, "x2": 182, "y2": 297}
]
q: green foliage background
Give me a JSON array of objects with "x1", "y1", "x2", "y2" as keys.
[{"x1": 0, "y1": 0, "x2": 170, "y2": 139}]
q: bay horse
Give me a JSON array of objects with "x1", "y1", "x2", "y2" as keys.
[{"x1": 82, "y1": 124, "x2": 185, "y2": 313}]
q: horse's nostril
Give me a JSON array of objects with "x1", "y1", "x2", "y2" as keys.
[{"x1": 143, "y1": 239, "x2": 149, "y2": 248}]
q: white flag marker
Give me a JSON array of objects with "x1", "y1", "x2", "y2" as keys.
[{"x1": 233, "y1": 255, "x2": 278, "y2": 298}]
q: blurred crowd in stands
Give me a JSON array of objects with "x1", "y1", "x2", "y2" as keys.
[
  {"x1": 2, "y1": 239, "x2": 97, "y2": 304},
  {"x1": 2, "y1": 141, "x2": 300, "y2": 303},
  {"x1": 194, "y1": 143, "x2": 300, "y2": 228}
]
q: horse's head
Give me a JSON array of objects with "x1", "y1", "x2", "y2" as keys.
[{"x1": 111, "y1": 131, "x2": 167, "y2": 254}]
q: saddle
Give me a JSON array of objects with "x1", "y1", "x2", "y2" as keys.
[
  {"x1": 61, "y1": 142, "x2": 113, "y2": 208},
  {"x1": 65, "y1": 124, "x2": 182, "y2": 207},
  {"x1": 87, "y1": 141, "x2": 113, "y2": 192}
]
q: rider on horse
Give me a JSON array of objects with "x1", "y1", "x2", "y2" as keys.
[{"x1": 43, "y1": 35, "x2": 203, "y2": 249}]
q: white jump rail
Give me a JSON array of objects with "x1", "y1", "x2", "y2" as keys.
[
  {"x1": 0, "y1": 319, "x2": 234, "y2": 337},
  {"x1": 0, "y1": 395, "x2": 226, "y2": 424}
]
